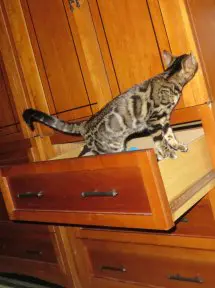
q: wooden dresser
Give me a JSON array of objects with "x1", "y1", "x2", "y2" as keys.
[{"x1": 1, "y1": 1, "x2": 215, "y2": 287}]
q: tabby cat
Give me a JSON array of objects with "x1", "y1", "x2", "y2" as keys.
[{"x1": 23, "y1": 51, "x2": 198, "y2": 160}]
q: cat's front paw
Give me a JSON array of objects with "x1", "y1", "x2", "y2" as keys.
[
  {"x1": 178, "y1": 143, "x2": 188, "y2": 152},
  {"x1": 155, "y1": 144, "x2": 177, "y2": 161},
  {"x1": 171, "y1": 142, "x2": 188, "y2": 152}
]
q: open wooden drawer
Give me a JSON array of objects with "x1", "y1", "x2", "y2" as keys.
[{"x1": 0, "y1": 127, "x2": 214, "y2": 230}]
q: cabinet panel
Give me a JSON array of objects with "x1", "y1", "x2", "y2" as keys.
[
  {"x1": 158, "y1": 0, "x2": 209, "y2": 106},
  {"x1": 0, "y1": 192, "x2": 9, "y2": 221},
  {"x1": 186, "y1": 0, "x2": 215, "y2": 100},
  {"x1": 173, "y1": 196, "x2": 215, "y2": 238},
  {"x1": 0, "y1": 55, "x2": 18, "y2": 135},
  {"x1": 26, "y1": 0, "x2": 92, "y2": 116},
  {"x1": 96, "y1": 0, "x2": 163, "y2": 93}
]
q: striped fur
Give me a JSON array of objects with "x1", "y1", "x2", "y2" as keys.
[{"x1": 23, "y1": 51, "x2": 198, "y2": 160}]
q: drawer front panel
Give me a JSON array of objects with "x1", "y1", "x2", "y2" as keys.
[
  {"x1": 0, "y1": 223, "x2": 56, "y2": 263},
  {"x1": 8, "y1": 167, "x2": 151, "y2": 213},
  {"x1": 0, "y1": 234, "x2": 56, "y2": 263},
  {"x1": 85, "y1": 240, "x2": 215, "y2": 287},
  {"x1": 173, "y1": 197, "x2": 215, "y2": 237}
]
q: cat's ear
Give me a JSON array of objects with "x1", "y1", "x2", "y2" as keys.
[
  {"x1": 162, "y1": 50, "x2": 173, "y2": 67},
  {"x1": 183, "y1": 53, "x2": 198, "y2": 70}
]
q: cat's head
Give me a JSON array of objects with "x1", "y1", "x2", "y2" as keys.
[{"x1": 162, "y1": 50, "x2": 198, "y2": 83}]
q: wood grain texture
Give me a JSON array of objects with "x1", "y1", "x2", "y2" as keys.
[
  {"x1": 158, "y1": 0, "x2": 209, "y2": 106},
  {"x1": 200, "y1": 104, "x2": 215, "y2": 168},
  {"x1": 52, "y1": 226, "x2": 83, "y2": 288},
  {"x1": 1, "y1": 149, "x2": 174, "y2": 230},
  {"x1": 26, "y1": 0, "x2": 91, "y2": 115},
  {"x1": 85, "y1": 239, "x2": 215, "y2": 287},
  {"x1": 2, "y1": 0, "x2": 53, "y2": 136},
  {"x1": 29, "y1": 136, "x2": 56, "y2": 162},
  {"x1": 186, "y1": 0, "x2": 215, "y2": 100},
  {"x1": 0, "y1": 223, "x2": 57, "y2": 263},
  {"x1": 91, "y1": 278, "x2": 150, "y2": 288},
  {"x1": 0, "y1": 0, "x2": 31, "y2": 138},
  {"x1": 173, "y1": 196, "x2": 215, "y2": 238},
  {"x1": 20, "y1": 0, "x2": 55, "y2": 115},
  {"x1": 8, "y1": 167, "x2": 151, "y2": 214},
  {"x1": 147, "y1": 0, "x2": 188, "y2": 110},
  {"x1": 0, "y1": 255, "x2": 66, "y2": 286},
  {"x1": 88, "y1": 0, "x2": 120, "y2": 98},
  {"x1": 2, "y1": 129, "x2": 214, "y2": 229},
  {"x1": 77, "y1": 224, "x2": 215, "y2": 250},
  {"x1": 95, "y1": 0, "x2": 163, "y2": 93},
  {"x1": 0, "y1": 56, "x2": 18, "y2": 134},
  {"x1": 0, "y1": 177, "x2": 15, "y2": 220},
  {"x1": 64, "y1": 0, "x2": 113, "y2": 111}
]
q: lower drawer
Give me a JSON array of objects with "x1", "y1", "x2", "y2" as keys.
[
  {"x1": 84, "y1": 239, "x2": 215, "y2": 287},
  {"x1": 0, "y1": 256, "x2": 65, "y2": 287},
  {"x1": 0, "y1": 223, "x2": 57, "y2": 263}
]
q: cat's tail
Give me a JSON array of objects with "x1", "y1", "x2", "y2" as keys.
[{"x1": 23, "y1": 108, "x2": 86, "y2": 135}]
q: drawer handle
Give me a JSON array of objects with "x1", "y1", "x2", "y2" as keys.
[
  {"x1": 17, "y1": 191, "x2": 44, "y2": 199},
  {"x1": 101, "y1": 265, "x2": 126, "y2": 272},
  {"x1": 81, "y1": 190, "x2": 118, "y2": 198},
  {"x1": 168, "y1": 274, "x2": 204, "y2": 283},
  {"x1": 26, "y1": 249, "x2": 43, "y2": 256}
]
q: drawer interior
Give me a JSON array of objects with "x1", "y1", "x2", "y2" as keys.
[{"x1": 121, "y1": 127, "x2": 214, "y2": 221}]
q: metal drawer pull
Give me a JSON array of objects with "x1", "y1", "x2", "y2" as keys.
[
  {"x1": 81, "y1": 190, "x2": 118, "y2": 198},
  {"x1": 17, "y1": 191, "x2": 44, "y2": 199},
  {"x1": 26, "y1": 250, "x2": 43, "y2": 256},
  {"x1": 101, "y1": 265, "x2": 126, "y2": 272},
  {"x1": 168, "y1": 274, "x2": 204, "y2": 283}
]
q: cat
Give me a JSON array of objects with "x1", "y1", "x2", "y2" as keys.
[{"x1": 23, "y1": 51, "x2": 198, "y2": 160}]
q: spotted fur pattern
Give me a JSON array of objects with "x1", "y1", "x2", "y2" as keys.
[{"x1": 23, "y1": 51, "x2": 198, "y2": 160}]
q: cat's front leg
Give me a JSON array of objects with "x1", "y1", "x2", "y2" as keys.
[
  {"x1": 148, "y1": 124, "x2": 177, "y2": 160},
  {"x1": 163, "y1": 123, "x2": 188, "y2": 152},
  {"x1": 154, "y1": 137, "x2": 177, "y2": 161}
]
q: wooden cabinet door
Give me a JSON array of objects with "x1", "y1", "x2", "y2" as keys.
[
  {"x1": 23, "y1": 0, "x2": 92, "y2": 122},
  {"x1": 91, "y1": 0, "x2": 164, "y2": 94},
  {"x1": 90, "y1": 0, "x2": 209, "y2": 108},
  {"x1": 0, "y1": 55, "x2": 19, "y2": 137}
]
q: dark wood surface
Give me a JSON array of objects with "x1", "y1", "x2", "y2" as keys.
[
  {"x1": 8, "y1": 167, "x2": 151, "y2": 214},
  {"x1": 0, "y1": 255, "x2": 66, "y2": 286},
  {"x1": 0, "y1": 222, "x2": 57, "y2": 263},
  {"x1": 0, "y1": 193, "x2": 8, "y2": 221},
  {"x1": 85, "y1": 239, "x2": 215, "y2": 287},
  {"x1": 173, "y1": 197, "x2": 215, "y2": 238},
  {"x1": 24, "y1": 0, "x2": 92, "y2": 119},
  {"x1": 1, "y1": 150, "x2": 174, "y2": 230}
]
